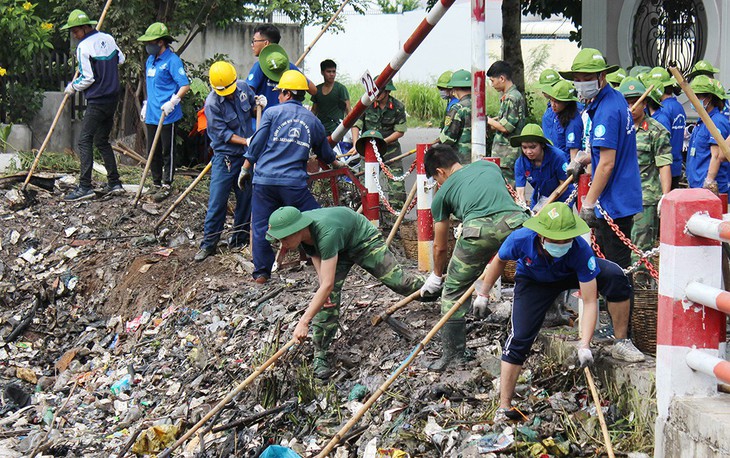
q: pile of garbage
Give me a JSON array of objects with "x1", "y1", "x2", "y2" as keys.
[{"x1": 0, "y1": 180, "x2": 653, "y2": 457}]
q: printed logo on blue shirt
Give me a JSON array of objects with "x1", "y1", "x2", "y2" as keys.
[
  {"x1": 594, "y1": 124, "x2": 606, "y2": 138},
  {"x1": 567, "y1": 132, "x2": 575, "y2": 142},
  {"x1": 562, "y1": 162, "x2": 568, "y2": 171},
  {"x1": 587, "y1": 256, "x2": 596, "y2": 271},
  {"x1": 288, "y1": 127, "x2": 301, "y2": 138},
  {"x1": 178, "y1": 67, "x2": 186, "y2": 76}
]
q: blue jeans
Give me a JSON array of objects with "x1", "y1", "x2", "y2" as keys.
[
  {"x1": 252, "y1": 184, "x2": 320, "y2": 279},
  {"x1": 201, "y1": 154, "x2": 251, "y2": 249}
]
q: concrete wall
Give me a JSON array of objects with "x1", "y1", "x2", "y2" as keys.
[
  {"x1": 28, "y1": 91, "x2": 81, "y2": 153},
  {"x1": 659, "y1": 397, "x2": 730, "y2": 457},
  {"x1": 181, "y1": 23, "x2": 303, "y2": 82}
]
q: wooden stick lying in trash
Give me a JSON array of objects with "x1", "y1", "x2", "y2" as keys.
[
  {"x1": 295, "y1": 0, "x2": 351, "y2": 67},
  {"x1": 371, "y1": 289, "x2": 421, "y2": 326},
  {"x1": 316, "y1": 266, "x2": 490, "y2": 457},
  {"x1": 584, "y1": 367, "x2": 615, "y2": 458},
  {"x1": 133, "y1": 113, "x2": 166, "y2": 207},
  {"x1": 385, "y1": 179, "x2": 417, "y2": 246},
  {"x1": 670, "y1": 67, "x2": 730, "y2": 161},
  {"x1": 22, "y1": 0, "x2": 114, "y2": 191},
  {"x1": 154, "y1": 162, "x2": 211, "y2": 230},
  {"x1": 158, "y1": 338, "x2": 296, "y2": 458}
]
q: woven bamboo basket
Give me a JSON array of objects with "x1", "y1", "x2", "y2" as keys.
[
  {"x1": 399, "y1": 220, "x2": 455, "y2": 261},
  {"x1": 631, "y1": 286, "x2": 658, "y2": 356}
]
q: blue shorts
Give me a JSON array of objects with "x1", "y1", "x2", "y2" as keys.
[{"x1": 502, "y1": 258, "x2": 631, "y2": 365}]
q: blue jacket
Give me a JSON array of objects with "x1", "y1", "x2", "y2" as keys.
[
  {"x1": 687, "y1": 107, "x2": 730, "y2": 193},
  {"x1": 514, "y1": 144, "x2": 573, "y2": 208},
  {"x1": 71, "y1": 30, "x2": 125, "y2": 103},
  {"x1": 245, "y1": 100, "x2": 336, "y2": 186},
  {"x1": 204, "y1": 81, "x2": 256, "y2": 157}
]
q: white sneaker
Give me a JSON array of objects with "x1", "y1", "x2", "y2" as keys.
[{"x1": 610, "y1": 339, "x2": 646, "y2": 363}]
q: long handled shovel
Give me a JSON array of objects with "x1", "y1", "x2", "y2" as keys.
[
  {"x1": 316, "y1": 266, "x2": 489, "y2": 457},
  {"x1": 584, "y1": 367, "x2": 616, "y2": 458},
  {"x1": 294, "y1": 0, "x2": 351, "y2": 67},
  {"x1": 669, "y1": 67, "x2": 730, "y2": 161},
  {"x1": 132, "y1": 113, "x2": 166, "y2": 207},
  {"x1": 157, "y1": 338, "x2": 296, "y2": 458},
  {"x1": 22, "y1": 0, "x2": 114, "y2": 191}
]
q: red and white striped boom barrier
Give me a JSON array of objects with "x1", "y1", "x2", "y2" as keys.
[
  {"x1": 416, "y1": 143, "x2": 434, "y2": 271},
  {"x1": 327, "y1": 0, "x2": 457, "y2": 146},
  {"x1": 656, "y1": 188, "x2": 728, "y2": 455}
]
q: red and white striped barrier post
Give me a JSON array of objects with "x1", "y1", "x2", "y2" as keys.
[
  {"x1": 656, "y1": 188, "x2": 727, "y2": 451},
  {"x1": 686, "y1": 349, "x2": 730, "y2": 385},
  {"x1": 470, "y1": 0, "x2": 487, "y2": 161},
  {"x1": 685, "y1": 281, "x2": 730, "y2": 315},
  {"x1": 328, "y1": 0, "x2": 457, "y2": 146},
  {"x1": 362, "y1": 140, "x2": 380, "y2": 227},
  {"x1": 416, "y1": 143, "x2": 434, "y2": 272}
]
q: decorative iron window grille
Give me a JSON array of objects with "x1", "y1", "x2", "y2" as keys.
[{"x1": 632, "y1": 0, "x2": 706, "y2": 75}]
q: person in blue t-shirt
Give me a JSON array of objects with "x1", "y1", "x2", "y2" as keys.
[
  {"x1": 562, "y1": 48, "x2": 643, "y2": 269},
  {"x1": 690, "y1": 76, "x2": 730, "y2": 195},
  {"x1": 240, "y1": 70, "x2": 344, "y2": 284},
  {"x1": 512, "y1": 124, "x2": 574, "y2": 210},
  {"x1": 542, "y1": 80, "x2": 583, "y2": 158},
  {"x1": 137, "y1": 22, "x2": 191, "y2": 202},
  {"x1": 247, "y1": 24, "x2": 316, "y2": 117},
  {"x1": 474, "y1": 202, "x2": 643, "y2": 422}
]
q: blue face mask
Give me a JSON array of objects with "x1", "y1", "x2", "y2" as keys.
[{"x1": 543, "y1": 240, "x2": 572, "y2": 258}]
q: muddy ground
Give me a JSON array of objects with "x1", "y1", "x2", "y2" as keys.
[{"x1": 0, "y1": 171, "x2": 652, "y2": 457}]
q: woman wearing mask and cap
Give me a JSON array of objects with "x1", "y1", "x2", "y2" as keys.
[{"x1": 138, "y1": 22, "x2": 190, "y2": 202}]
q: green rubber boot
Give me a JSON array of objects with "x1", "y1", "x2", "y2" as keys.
[{"x1": 427, "y1": 319, "x2": 468, "y2": 372}]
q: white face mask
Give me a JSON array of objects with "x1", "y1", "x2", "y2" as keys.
[
  {"x1": 439, "y1": 89, "x2": 450, "y2": 100},
  {"x1": 574, "y1": 80, "x2": 600, "y2": 100}
]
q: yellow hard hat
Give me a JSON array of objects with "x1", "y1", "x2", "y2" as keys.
[
  {"x1": 276, "y1": 70, "x2": 309, "y2": 91},
  {"x1": 209, "y1": 61, "x2": 237, "y2": 96}
]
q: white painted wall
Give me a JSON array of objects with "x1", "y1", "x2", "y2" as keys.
[{"x1": 301, "y1": 1, "x2": 580, "y2": 85}]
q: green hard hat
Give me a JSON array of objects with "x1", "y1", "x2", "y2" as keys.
[
  {"x1": 60, "y1": 9, "x2": 97, "y2": 30},
  {"x1": 355, "y1": 129, "x2": 386, "y2": 155},
  {"x1": 690, "y1": 75, "x2": 726, "y2": 100},
  {"x1": 523, "y1": 202, "x2": 590, "y2": 241},
  {"x1": 375, "y1": 74, "x2": 396, "y2": 91},
  {"x1": 538, "y1": 69, "x2": 561, "y2": 89},
  {"x1": 688, "y1": 60, "x2": 719, "y2": 79},
  {"x1": 137, "y1": 22, "x2": 173, "y2": 42},
  {"x1": 437, "y1": 71, "x2": 453, "y2": 88},
  {"x1": 509, "y1": 123, "x2": 553, "y2": 147},
  {"x1": 647, "y1": 66, "x2": 676, "y2": 88},
  {"x1": 606, "y1": 67, "x2": 628, "y2": 85},
  {"x1": 560, "y1": 48, "x2": 618, "y2": 80},
  {"x1": 266, "y1": 206, "x2": 313, "y2": 242},
  {"x1": 544, "y1": 80, "x2": 578, "y2": 102},
  {"x1": 448, "y1": 69, "x2": 471, "y2": 88},
  {"x1": 628, "y1": 66, "x2": 652, "y2": 78},
  {"x1": 259, "y1": 44, "x2": 290, "y2": 82}
]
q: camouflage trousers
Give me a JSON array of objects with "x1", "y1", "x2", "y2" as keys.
[
  {"x1": 631, "y1": 204, "x2": 658, "y2": 265},
  {"x1": 441, "y1": 211, "x2": 529, "y2": 320},
  {"x1": 379, "y1": 144, "x2": 406, "y2": 213},
  {"x1": 312, "y1": 234, "x2": 424, "y2": 354},
  {"x1": 491, "y1": 143, "x2": 519, "y2": 187}
]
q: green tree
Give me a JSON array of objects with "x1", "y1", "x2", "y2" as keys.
[
  {"x1": 377, "y1": 0, "x2": 421, "y2": 14},
  {"x1": 522, "y1": 0, "x2": 582, "y2": 43}
]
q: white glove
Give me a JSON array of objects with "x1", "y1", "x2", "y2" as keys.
[
  {"x1": 473, "y1": 294, "x2": 491, "y2": 318},
  {"x1": 420, "y1": 272, "x2": 443, "y2": 296},
  {"x1": 64, "y1": 82, "x2": 76, "y2": 95},
  {"x1": 533, "y1": 196, "x2": 550, "y2": 213},
  {"x1": 140, "y1": 101, "x2": 147, "y2": 122},
  {"x1": 578, "y1": 346, "x2": 594, "y2": 367},
  {"x1": 161, "y1": 94, "x2": 181, "y2": 116},
  {"x1": 255, "y1": 95, "x2": 268, "y2": 109}
]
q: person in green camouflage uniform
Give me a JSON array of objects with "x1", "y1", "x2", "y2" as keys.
[
  {"x1": 420, "y1": 144, "x2": 529, "y2": 371},
  {"x1": 487, "y1": 61, "x2": 526, "y2": 186},
  {"x1": 266, "y1": 206, "x2": 425, "y2": 379},
  {"x1": 618, "y1": 78, "x2": 672, "y2": 267},
  {"x1": 438, "y1": 69, "x2": 473, "y2": 164},
  {"x1": 352, "y1": 78, "x2": 408, "y2": 212}
]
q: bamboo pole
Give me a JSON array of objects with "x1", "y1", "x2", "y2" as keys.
[
  {"x1": 371, "y1": 290, "x2": 421, "y2": 326},
  {"x1": 22, "y1": 0, "x2": 115, "y2": 190},
  {"x1": 157, "y1": 339, "x2": 296, "y2": 458},
  {"x1": 669, "y1": 67, "x2": 730, "y2": 161},
  {"x1": 132, "y1": 113, "x2": 166, "y2": 207},
  {"x1": 154, "y1": 162, "x2": 211, "y2": 230},
  {"x1": 584, "y1": 367, "x2": 616, "y2": 458},
  {"x1": 385, "y1": 180, "x2": 417, "y2": 246},
  {"x1": 294, "y1": 0, "x2": 351, "y2": 67},
  {"x1": 316, "y1": 265, "x2": 489, "y2": 456}
]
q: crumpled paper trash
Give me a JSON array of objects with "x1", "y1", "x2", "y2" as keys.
[{"x1": 131, "y1": 423, "x2": 181, "y2": 454}]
